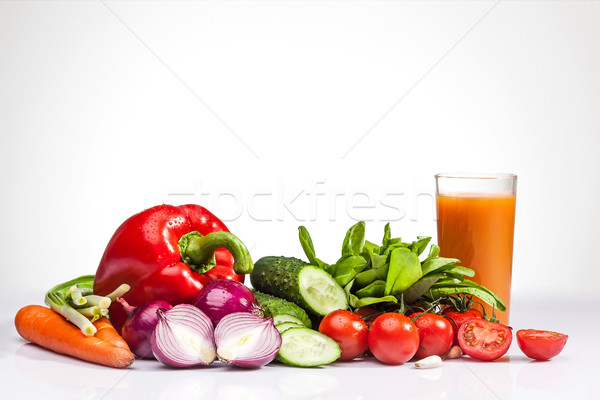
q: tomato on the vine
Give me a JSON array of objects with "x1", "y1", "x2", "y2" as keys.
[
  {"x1": 442, "y1": 307, "x2": 483, "y2": 346},
  {"x1": 458, "y1": 319, "x2": 512, "y2": 361},
  {"x1": 516, "y1": 329, "x2": 568, "y2": 361},
  {"x1": 318, "y1": 310, "x2": 368, "y2": 361},
  {"x1": 368, "y1": 313, "x2": 419, "y2": 365},
  {"x1": 409, "y1": 312, "x2": 454, "y2": 359}
]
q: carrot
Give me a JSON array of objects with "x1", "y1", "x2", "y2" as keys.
[
  {"x1": 15, "y1": 305, "x2": 134, "y2": 368},
  {"x1": 93, "y1": 317, "x2": 131, "y2": 351}
]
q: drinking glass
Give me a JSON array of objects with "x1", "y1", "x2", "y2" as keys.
[{"x1": 435, "y1": 173, "x2": 517, "y2": 324}]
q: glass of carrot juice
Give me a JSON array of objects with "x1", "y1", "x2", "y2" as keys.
[{"x1": 435, "y1": 173, "x2": 517, "y2": 324}]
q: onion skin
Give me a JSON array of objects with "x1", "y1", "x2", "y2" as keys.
[
  {"x1": 120, "y1": 300, "x2": 173, "y2": 359},
  {"x1": 151, "y1": 304, "x2": 216, "y2": 368},
  {"x1": 214, "y1": 312, "x2": 281, "y2": 368},
  {"x1": 191, "y1": 280, "x2": 262, "y2": 326}
]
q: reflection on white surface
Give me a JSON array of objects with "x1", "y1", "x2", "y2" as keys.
[
  {"x1": 158, "y1": 376, "x2": 217, "y2": 400},
  {"x1": 278, "y1": 370, "x2": 340, "y2": 397},
  {"x1": 414, "y1": 364, "x2": 443, "y2": 381},
  {"x1": 217, "y1": 383, "x2": 280, "y2": 400}
]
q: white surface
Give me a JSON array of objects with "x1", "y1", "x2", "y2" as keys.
[{"x1": 4, "y1": 294, "x2": 596, "y2": 400}]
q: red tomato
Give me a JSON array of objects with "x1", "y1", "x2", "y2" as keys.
[
  {"x1": 409, "y1": 313, "x2": 454, "y2": 359},
  {"x1": 318, "y1": 310, "x2": 368, "y2": 361},
  {"x1": 442, "y1": 308, "x2": 483, "y2": 346},
  {"x1": 368, "y1": 313, "x2": 419, "y2": 365},
  {"x1": 458, "y1": 319, "x2": 512, "y2": 361},
  {"x1": 516, "y1": 329, "x2": 568, "y2": 361}
]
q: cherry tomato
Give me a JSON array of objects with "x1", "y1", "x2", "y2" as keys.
[
  {"x1": 368, "y1": 313, "x2": 419, "y2": 365},
  {"x1": 442, "y1": 308, "x2": 483, "y2": 346},
  {"x1": 458, "y1": 319, "x2": 512, "y2": 361},
  {"x1": 318, "y1": 310, "x2": 368, "y2": 361},
  {"x1": 409, "y1": 312, "x2": 454, "y2": 359},
  {"x1": 516, "y1": 329, "x2": 568, "y2": 361}
]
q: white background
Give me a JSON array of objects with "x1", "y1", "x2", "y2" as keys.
[
  {"x1": 1, "y1": 1, "x2": 599, "y2": 398},
  {"x1": 2, "y1": 0, "x2": 599, "y2": 298}
]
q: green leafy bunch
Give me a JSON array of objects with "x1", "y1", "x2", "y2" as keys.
[{"x1": 298, "y1": 222, "x2": 505, "y2": 311}]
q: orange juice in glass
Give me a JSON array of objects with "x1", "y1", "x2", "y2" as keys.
[{"x1": 435, "y1": 173, "x2": 517, "y2": 324}]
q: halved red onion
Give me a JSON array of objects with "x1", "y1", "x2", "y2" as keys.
[
  {"x1": 151, "y1": 304, "x2": 216, "y2": 367},
  {"x1": 214, "y1": 312, "x2": 281, "y2": 368},
  {"x1": 191, "y1": 280, "x2": 263, "y2": 326}
]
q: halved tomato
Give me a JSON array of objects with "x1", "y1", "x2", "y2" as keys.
[
  {"x1": 458, "y1": 319, "x2": 512, "y2": 361},
  {"x1": 516, "y1": 329, "x2": 568, "y2": 361}
]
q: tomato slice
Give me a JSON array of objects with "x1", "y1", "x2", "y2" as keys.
[
  {"x1": 442, "y1": 308, "x2": 483, "y2": 346},
  {"x1": 457, "y1": 319, "x2": 512, "y2": 361},
  {"x1": 516, "y1": 329, "x2": 568, "y2": 361}
]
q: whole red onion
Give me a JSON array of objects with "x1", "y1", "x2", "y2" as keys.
[
  {"x1": 191, "y1": 280, "x2": 262, "y2": 326},
  {"x1": 117, "y1": 298, "x2": 173, "y2": 359}
]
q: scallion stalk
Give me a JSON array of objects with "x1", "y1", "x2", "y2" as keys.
[{"x1": 44, "y1": 275, "x2": 129, "y2": 336}]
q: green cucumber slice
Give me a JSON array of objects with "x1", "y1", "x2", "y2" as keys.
[
  {"x1": 277, "y1": 327, "x2": 341, "y2": 367},
  {"x1": 298, "y1": 265, "x2": 348, "y2": 315},
  {"x1": 273, "y1": 314, "x2": 305, "y2": 326},
  {"x1": 276, "y1": 322, "x2": 304, "y2": 333}
]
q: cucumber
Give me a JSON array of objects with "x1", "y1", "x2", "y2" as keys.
[
  {"x1": 273, "y1": 314, "x2": 305, "y2": 326},
  {"x1": 276, "y1": 322, "x2": 304, "y2": 333},
  {"x1": 253, "y1": 290, "x2": 312, "y2": 328},
  {"x1": 250, "y1": 256, "x2": 348, "y2": 316},
  {"x1": 277, "y1": 327, "x2": 341, "y2": 367}
]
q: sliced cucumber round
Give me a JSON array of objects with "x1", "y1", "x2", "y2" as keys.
[
  {"x1": 277, "y1": 327, "x2": 341, "y2": 367},
  {"x1": 298, "y1": 265, "x2": 348, "y2": 315},
  {"x1": 273, "y1": 314, "x2": 305, "y2": 326},
  {"x1": 276, "y1": 322, "x2": 304, "y2": 333}
]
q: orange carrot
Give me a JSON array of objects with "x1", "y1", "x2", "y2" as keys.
[
  {"x1": 93, "y1": 317, "x2": 131, "y2": 351},
  {"x1": 15, "y1": 305, "x2": 134, "y2": 368}
]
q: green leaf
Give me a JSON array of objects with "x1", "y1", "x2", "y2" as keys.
[
  {"x1": 348, "y1": 294, "x2": 398, "y2": 308},
  {"x1": 382, "y1": 241, "x2": 409, "y2": 256},
  {"x1": 354, "y1": 269, "x2": 379, "y2": 289},
  {"x1": 427, "y1": 280, "x2": 506, "y2": 311},
  {"x1": 331, "y1": 255, "x2": 368, "y2": 287},
  {"x1": 421, "y1": 257, "x2": 460, "y2": 276},
  {"x1": 424, "y1": 244, "x2": 440, "y2": 261},
  {"x1": 362, "y1": 240, "x2": 380, "y2": 256},
  {"x1": 402, "y1": 275, "x2": 442, "y2": 304},
  {"x1": 298, "y1": 226, "x2": 329, "y2": 271},
  {"x1": 385, "y1": 247, "x2": 422, "y2": 295},
  {"x1": 409, "y1": 236, "x2": 431, "y2": 256},
  {"x1": 382, "y1": 223, "x2": 391, "y2": 247},
  {"x1": 445, "y1": 266, "x2": 475, "y2": 278},
  {"x1": 342, "y1": 221, "x2": 366, "y2": 256},
  {"x1": 355, "y1": 280, "x2": 386, "y2": 298}
]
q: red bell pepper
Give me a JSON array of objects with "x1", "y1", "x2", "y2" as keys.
[{"x1": 93, "y1": 204, "x2": 253, "y2": 332}]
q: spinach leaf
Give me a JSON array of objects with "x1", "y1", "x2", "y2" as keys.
[
  {"x1": 341, "y1": 221, "x2": 366, "y2": 256},
  {"x1": 354, "y1": 269, "x2": 379, "y2": 289},
  {"x1": 331, "y1": 255, "x2": 368, "y2": 287},
  {"x1": 421, "y1": 256, "x2": 460, "y2": 276},
  {"x1": 427, "y1": 280, "x2": 506, "y2": 311},
  {"x1": 382, "y1": 223, "x2": 391, "y2": 247},
  {"x1": 402, "y1": 275, "x2": 442, "y2": 304},
  {"x1": 355, "y1": 280, "x2": 386, "y2": 298},
  {"x1": 424, "y1": 244, "x2": 440, "y2": 261},
  {"x1": 385, "y1": 247, "x2": 422, "y2": 295},
  {"x1": 348, "y1": 294, "x2": 398, "y2": 308},
  {"x1": 408, "y1": 236, "x2": 431, "y2": 256},
  {"x1": 298, "y1": 226, "x2": 329, "y2": 270}
]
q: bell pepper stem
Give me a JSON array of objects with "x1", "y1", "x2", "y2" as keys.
[{"x1": 179, "y1": 231, "x2": 254, "y2": 275}]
